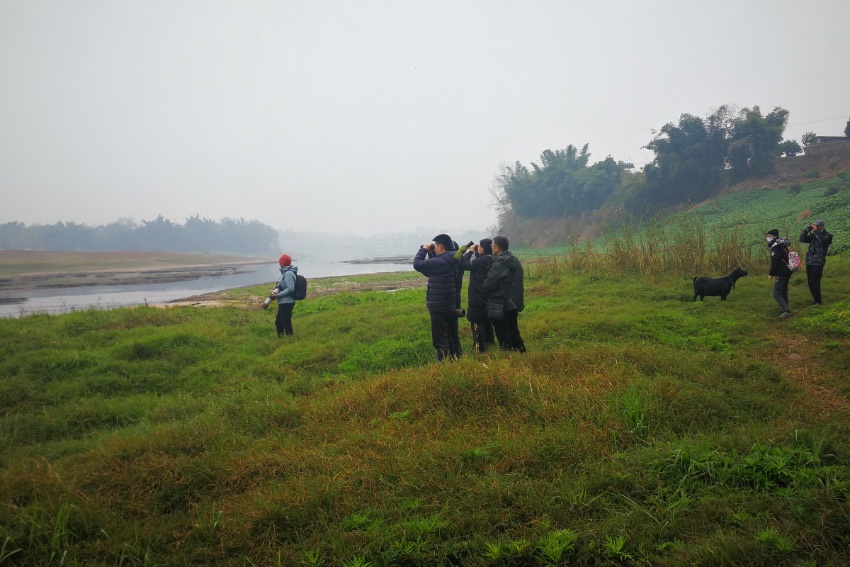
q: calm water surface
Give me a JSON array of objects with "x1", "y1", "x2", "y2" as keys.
[{"x1": 0, "y1": 258, "x2": 413, "y2": 318}]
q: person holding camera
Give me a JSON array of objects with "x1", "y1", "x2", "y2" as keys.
[
  {"x1": 413, "y1": 234, "x2": 460, "y2": 361},
  {"x1": 799, "y1": 220, "x2": 833, "y2": 305},
  {"x1": 271, "y1": 253, "x2": 298, "y2": 336},
  {"x1": 482, "y1": 236, "x2": 526, "y2": 352},
  {"x1": 459, "y1": 238, "x2": 496, "y2": 352}
]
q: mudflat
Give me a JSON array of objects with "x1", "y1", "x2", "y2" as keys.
[{"x1": 0, "y1": 250, "x2": 266, "y2": 291}]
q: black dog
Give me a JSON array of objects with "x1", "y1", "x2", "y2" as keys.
[{"x1": 692, "y1": 268, "x2": 749, "y2": 301}]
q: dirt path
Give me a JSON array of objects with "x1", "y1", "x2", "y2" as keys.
[{"x1": 768, "y1": 334, "x2": 850, "y2": 421}]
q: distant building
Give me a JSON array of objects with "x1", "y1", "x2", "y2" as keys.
[
  {"x1": 813, "y1": 135, "x2": 848, "y2": 144},
  {"x1": 804, "y1": 135, "x2": 850, "y2": 158}
]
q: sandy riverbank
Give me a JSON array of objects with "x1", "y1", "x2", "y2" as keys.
[
  {"x1": 159, "y1": 272, "x2": 426, "y2": 310},
  {"x1": 0, "y1": 251, "x2": 267, "y2": 292}
]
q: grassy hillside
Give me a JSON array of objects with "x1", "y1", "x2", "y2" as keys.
[
  {"x1": 1, "y1": 226, "x2": 849, "y2": 565},
  {"x1": 517, "y1": 170, "x2": 849, "y2": 264}
]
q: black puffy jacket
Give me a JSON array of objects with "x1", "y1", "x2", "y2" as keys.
[
  {"x1": 413, "y1": 247, "x2": 458, "y2": 313},
  {"x1": 482, "y1": 251, "x2": 524, "y2": 312},
  {"x1": 458, "y1": 250, "x2": 492, "y2": 322},
  {"x1": 799, "y1": 227, "x2": 833, "y2": 266}
]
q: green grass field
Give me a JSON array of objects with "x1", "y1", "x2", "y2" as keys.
[{"x1": 1, "y1": 183, "x2": 850, "y2": 566}]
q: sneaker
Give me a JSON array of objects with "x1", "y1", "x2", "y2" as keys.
[{"x1": 779, "y1": 311, "x2": 793, "y2": 319}]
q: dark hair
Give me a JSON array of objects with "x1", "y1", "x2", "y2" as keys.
[
  {"x1": 432, "y1": 234, "x2": 453, "y2": 249},
  {"x1": 492, "y1": 235, "x2": 509, "y2": 251},
  {"x1": 766, "y1": 229, "x2": 779, "y2": 238},
  {"x1": 479, "y1": 238, "x2": 493, "y2": 255}
]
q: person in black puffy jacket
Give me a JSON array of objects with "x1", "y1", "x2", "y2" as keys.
[
  {"x1": 413, "y1": 234, "x2": 459, "y2": 361},
  {"x1": 799, "y1": 220, "x2": 833, "y2": 305},
  {"x1": 766, "y1": 229, "x2": 793, "y2": 319}
]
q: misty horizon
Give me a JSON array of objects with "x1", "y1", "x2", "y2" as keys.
[{"x1": 2, "y1": 1, "x2": 849, "y2": 236}]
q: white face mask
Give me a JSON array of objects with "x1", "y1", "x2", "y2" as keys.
[{"x1": 766, "y1": 236, "x2": 775, "y2": 243}]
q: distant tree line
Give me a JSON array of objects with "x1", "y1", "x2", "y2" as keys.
[
  {"x1": 494, "y1": 104, "x2": 822, "y2": 220},
  {"x1": 0, "y1": 215, "x2": 279, "y2": 255}
]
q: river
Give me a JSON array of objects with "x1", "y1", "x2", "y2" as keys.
[{"x1": 0, "y1": 258, "x2": 413, "y2": 318}]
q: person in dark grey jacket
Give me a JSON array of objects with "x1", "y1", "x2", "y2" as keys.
[
  {"x1": 482, "y1": 235, "x2": 526, "y2": 352},
  {"x1": 413, "y1": 234, "x2": 459, "y2": 361},
  {"x1": 799, "y1": 219, "x2": 833, "y2": 305}
]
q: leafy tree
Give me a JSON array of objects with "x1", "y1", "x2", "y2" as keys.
[
  {"x1": 801, "y1": 131, "x2": 818, "y2": 147},
  {"x1": 642, "y1": 113, "x2": 726, "y2": 207},
  {"x1": 778, "y1": 140, "x2": 802, "y2": 157},
  {"x1": 498, "y1": 144, "x2": 621, "y2": 218},
  {"x1": 726, "y1": 106, "x2": 788, "y2": 180},
  {"x1": 845, "y1": 117, "x2": 850, "y2": 138}
]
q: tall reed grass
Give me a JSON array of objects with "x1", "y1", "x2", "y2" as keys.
[{"x1": 561, "y1": 214, "x2": 760, "y2": 280}]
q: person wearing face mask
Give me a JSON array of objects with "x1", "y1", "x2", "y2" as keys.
[
  {"x1": 799, "y1": 220, "x2": 833, "y2": 305},
  {"x1": 765, "y1": 229, "x2": 793, "y2": 319}
]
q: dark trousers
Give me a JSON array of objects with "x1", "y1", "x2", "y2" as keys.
[
  {"x1": 449, "y1": 313, "x2": 462, "y2": 358},
  {"x1": 275, "y1": 303, "x2": 294, "y2": 336},
  {"x1": 470, "y1": 321, "x2": 496, "y2": 353},
  {"x1": 806, "y1": 264, "x2": 824, "y2": 304},
  {"x1": 772, "y1": 276, "x2": 790, "y2": 313},
  {"x1": 430, "y1": 310, "x2": 454, "y2": 361},
  {"x1": 493, "y1": 310, "x2": 526, "y2": 352}
]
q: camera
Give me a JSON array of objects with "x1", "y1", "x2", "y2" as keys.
[{"x1": 455, "y1": 308, "x2": 466, "y2": 317}]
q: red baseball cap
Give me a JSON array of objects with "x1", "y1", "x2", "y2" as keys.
[{"x1": 278, "y1": 254, "x2": 291, "y2": 267}]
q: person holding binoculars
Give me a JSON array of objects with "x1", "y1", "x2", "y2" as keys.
[
  {"x1": 413, "y1": 234, "x2": 460, "y2": 362},
  {"x1": 458, "y1": 239, "x2": 496, "y2": 353},
  {"x1": 799, "y1": 220, "x2": 833, "y2": 305}
]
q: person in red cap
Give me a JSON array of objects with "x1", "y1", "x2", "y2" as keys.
[{"x1": 270, "y1": 253, "x2": 298, "y2": 336}]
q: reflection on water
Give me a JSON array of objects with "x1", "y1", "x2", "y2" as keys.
[{"x1": 0, "y1": 259, "x2": 413, "y2": 318}]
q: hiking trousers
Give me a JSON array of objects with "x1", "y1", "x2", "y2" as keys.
[
  {"x1": 493, "y1": 309, "x2": 526, "y2": 352},
  {"x1": 276, "y1": 303, "x2": 294, "y2": 336},
  {"x1": 806, "y1": 264, "x2": 824, "y2": 304},
  {"x1": 470, "y1": 321, "x2": 494, "y2": 353},
  {"x1": 772, "y1": 276, "x2": 791, "y2": 313},
  {"x1": 430, "y1": 310, "x2": 454, "y2": 361}
]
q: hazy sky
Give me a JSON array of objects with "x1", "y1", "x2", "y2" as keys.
[{"x1": 2, "y1": 1, "x2": 849, "y2": 237}]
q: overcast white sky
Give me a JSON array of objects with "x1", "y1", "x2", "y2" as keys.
[{"x1": 1, "y1": 1, "x2": 849, "y2": 237}]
